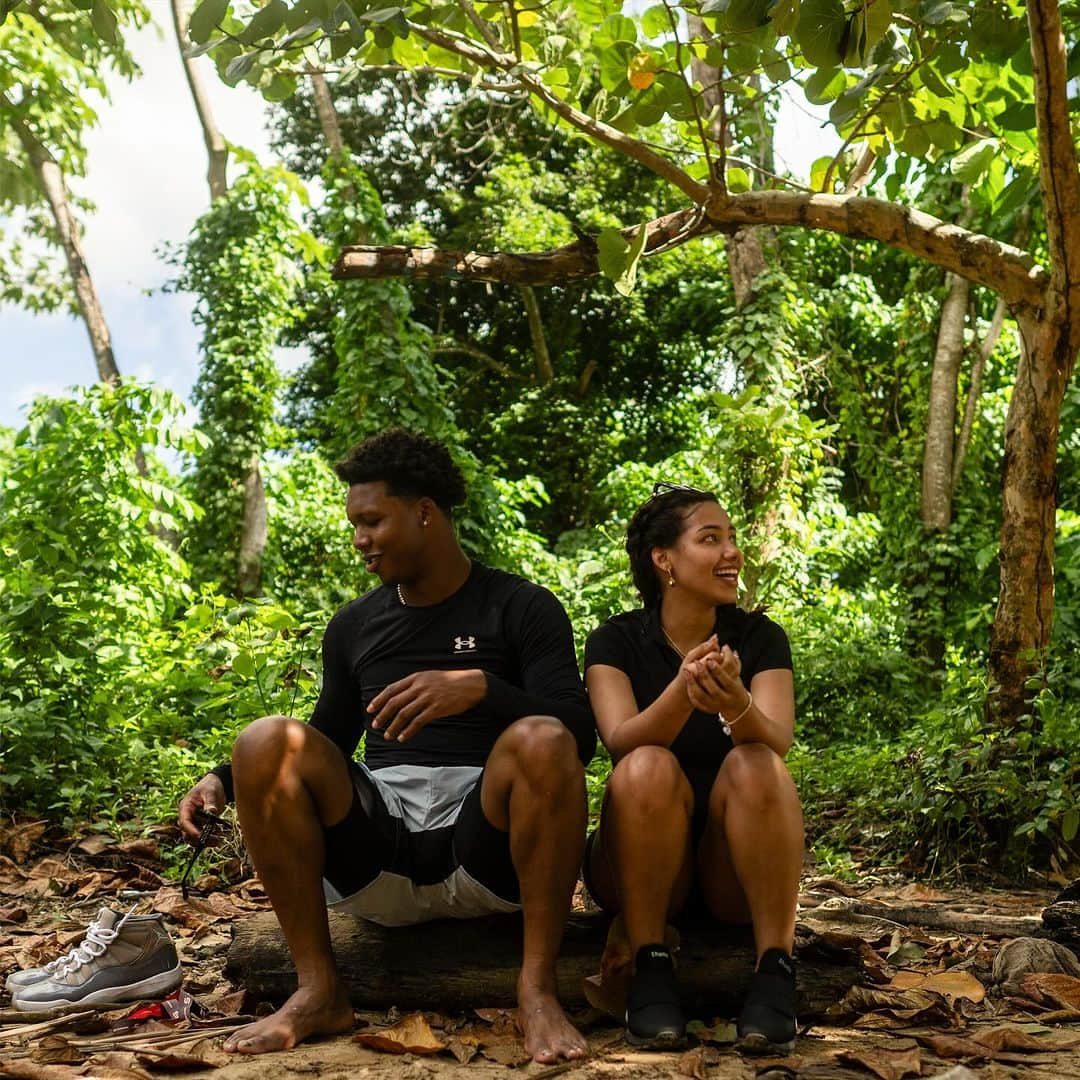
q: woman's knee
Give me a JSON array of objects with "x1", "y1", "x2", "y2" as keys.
[
  {"x1": 607, "y1": 746, "x2": 689, "y2": 812},
  {"x1": 713, "y1": 742, "x2": 796, "y2": 811}
]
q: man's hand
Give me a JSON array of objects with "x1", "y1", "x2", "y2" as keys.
[
  {"x1": 368, "y1": 669, "x2": 487, "y2": 743},
  {"x1": 684, "y1": 645, "x2": 748, "y2": 717},
  {"x1": 178, "y1": 774, "x2": 226, "y2": 841}
]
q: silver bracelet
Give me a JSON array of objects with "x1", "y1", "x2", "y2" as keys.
[{"x1": 720, "y1": 690, "x2": 753, "y2": 737}]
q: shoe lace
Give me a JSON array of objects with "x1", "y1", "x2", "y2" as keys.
[{"x1": 52, "y1": 906, "x2": 138, "y2": 976}]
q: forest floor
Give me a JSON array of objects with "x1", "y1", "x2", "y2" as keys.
[{"x1": 1, "y1": 821, "x2": 1079, "y2": 1080}]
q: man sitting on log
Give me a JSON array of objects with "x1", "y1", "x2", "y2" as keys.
[{"x1": 178, "y1": 428, "x2": 595, "y2": 1062}]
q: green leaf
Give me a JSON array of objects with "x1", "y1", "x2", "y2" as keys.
[
  {"x1": 810, "y1": 154, "x2": 832, "y2": 190},
  {"x1": 594, "y1": 12, "x2": 637, "y2": 48},
  {"x1": 241, "y1": 0, "x2": 288, "y2": 43},
  {"x1": 804, "y1": 66, "x2": 844, "y2": 104},
  {"x1": 768, "y1": 0, "x2": 800, "y2": 36},
  {"x1": 0, "y1": 0, "x2": 25, "y2": 25},
  {"x1": 231, "y1": 651, "x2": 256, "y2": 677},
  {"x1": 262, "y1": 73, "x2": 297, "y2": 100},
  {"x1": 597, "y1": 227, "x2": 630, "y2": 283},
  {"x1": 950, "y1": 138, "x2": 996, "y2": 184},
  {"x1": 90, "y1": 0, "x2": 118, "y2": 44},
  {"x1": 920, "y1": 0, "x2": 966, "y2": 26},
  {"x1": 796, "y1": 0, "x2": 846, "y2": 68},
  {"x1": 1064, "y1": 808, "x2": 1079, "y2": 843},
  {"x1": 225, "y1": 51, "x2": 258, "y2": 81},
  {"x1": 726, "y1": 166, "x2": 751, "y2": 193},
  {"x1": 997, "y1": 100, "x2": 1035, "y2": 132},
  {"x1": 614, "y1": 222, "x2": 648, "y2": 296},
  {"x1": 713, "y1": 0, "x2": 772, "y2": 32},
  {"x1": 188, "y1": 0, "x2": 229, "y2": 43},
  {"x1": 641, "y1": 4, "x2": 669, "y2": 38}
]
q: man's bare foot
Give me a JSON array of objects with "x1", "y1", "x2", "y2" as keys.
[
  {"x1": 223, "y1": 984, "x2": 353, "y2": 1054},
  {"x1": 517, "y1": 982, "x2": 588, "y2": 1064}
]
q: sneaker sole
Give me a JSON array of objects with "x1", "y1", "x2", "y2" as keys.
[
  {"x1": 12, "y1": 964, "x2": 182, "y2": 1012},
  {"x1": 625, "y1": 1028, "x2": 687, "y2": 1051},
  {"x1": 736, "y1": 1031, "x2": 796, "y2": 1056}
]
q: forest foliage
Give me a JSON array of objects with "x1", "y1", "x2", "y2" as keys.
[{"x1": 1, "y1": 0, "x2": 1080, "y2": 880}]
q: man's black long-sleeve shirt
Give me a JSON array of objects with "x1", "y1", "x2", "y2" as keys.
[{"x1": 211, "y1": 564, "x2": 594, "y2": 800}]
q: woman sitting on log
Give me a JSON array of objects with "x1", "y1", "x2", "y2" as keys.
[{"x1": 583, "y1": 482, "x2": 804, "y2": 1053}]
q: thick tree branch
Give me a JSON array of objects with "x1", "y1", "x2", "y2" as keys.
[
  {"x1": 405, "y1": 21, "x2": 709, "y2": 204},
  {"x1": 336, "y1": 192, "x2": 1047, "y2": 313},
  {"x1": 433, "y1": 339, "x2": 524, "y2": 380}
]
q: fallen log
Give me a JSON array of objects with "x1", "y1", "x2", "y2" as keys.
[
  {"x1": 810, "y1": 898, "x2": 1042, "y2": 938},
  {"x1": 226, "y1": 912, "x2": 861, "y2": 1017}
]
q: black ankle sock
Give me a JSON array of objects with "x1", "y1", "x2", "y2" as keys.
[{"x1": 756, "y1": 948, "x2": 795, "y2": 978}]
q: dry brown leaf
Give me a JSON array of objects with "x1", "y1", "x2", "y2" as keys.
[
  {"x1": 915, "y1": 1032, "x2": 996, "y2": 1060},
  {"x1": 894, "y1": 883, "x2": 950, "y2": 903},
  {"x1": 473, "y1": 1007, "x2": 516, "y2": 1035},
  {"x1": 887, "y1": 970, "x2": 985, "y2": 1003},
  {"x1": 31, "y1": 1037, "x2": 85, "y2": 1065},
  {"x1": 0, "y1": 1060, "x2": 82, "y2": 1080},
  {"x1": 8, "y1": 822, "x2": 47, "y2": 864},
  {"x1": 27, "y1": 857, "x2": 66, "y2": 881},
  {"x1": 88, "y1": 1051, "x2": 156, "y2": 1080},
  {"x1": 74, "y1": 835, "x2": 114, "y2": 857},
  {"x1": 1020, "y1": 972, "x2": 1080, "y2": 1010},
  {"x1": 836, "y1": 1046, "x2": 921, "y2": 1080},
  {"x1": 805, "y1": 876, "x2": 862, "y2": 897},
  {"x1": 970, "y1": 1025, "x2": 1080, "y2": 1052},
  {"x1": 132, "y1": 1047, "x2": 222, "y2": 1072},
  {"x1": 677, "y1": 1045, "x2": 720, "y2": 1078},
  {"x1": 0, "y1": 905, "x2": 28, "y2": 923},
  {"x1": 115, "y1": 839, "x2": 161, "y2": 863},
  {"x1": 582, "y1": 972, "x2": 626, "y2": 1019},
  {"x1": 353, "y1": 1012, "x2": 446, "y2": 1055},
  {"x1": 476, "y1": 1035, "x2": 530, "y2": 1067},
  {"x1": 446, "y1": 1034, "x2": 480, "y2": 1064}
]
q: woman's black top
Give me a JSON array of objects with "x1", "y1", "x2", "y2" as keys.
[{"x1": 583, "y1": 605, "x2": 792, "y2": 777}]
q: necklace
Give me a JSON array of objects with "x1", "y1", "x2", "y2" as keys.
[
  {"x1": 396, "y1": 584, "x2": 406, "y2": 606},
  {"x1": 661, "y1": 627, "x2": 685, "y2": 658}
]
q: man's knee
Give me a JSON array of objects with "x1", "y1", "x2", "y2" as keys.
[
  {"x1": 501, "y1": 715, "x2": 582, "y2": 783},
  {"x1": 232, "y1": 714, "x2": 305, "y2": 787}
]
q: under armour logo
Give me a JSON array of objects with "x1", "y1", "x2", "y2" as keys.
[{"x1": 454, "y1": 636, "x2": 477, "y2": 652}]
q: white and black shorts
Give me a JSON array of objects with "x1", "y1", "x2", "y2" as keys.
[{"x1": 321, "y1": 762, "x2": 521, "y2": 927}]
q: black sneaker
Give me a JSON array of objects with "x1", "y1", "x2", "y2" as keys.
[
  {"x1": 736, "y1": 948, "x2": 797, "y2": 1054},
  {"x1": 625, "y1": 944, "x2": 686, "y2": 1049}
]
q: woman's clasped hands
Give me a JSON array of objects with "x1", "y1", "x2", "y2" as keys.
[{"x1": 681, "y1": 637, "x2": 751, "y2": 719}]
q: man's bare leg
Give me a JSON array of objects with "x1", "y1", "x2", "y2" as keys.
[
  {"x1": 482, "y1": 716, "x2": 589, "y2": 1064},
  {"x1": 222, "y1": 715, "x2": 357, "y2": 1054}
]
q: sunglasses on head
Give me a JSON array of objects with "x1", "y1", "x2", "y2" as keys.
[{"x1": 649, "y1": 481, "x2": 714, "y2": 499}]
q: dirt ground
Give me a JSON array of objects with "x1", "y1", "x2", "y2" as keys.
[{"x1": 2, "y1": 826, "x2": 1080, "y2": 1079}]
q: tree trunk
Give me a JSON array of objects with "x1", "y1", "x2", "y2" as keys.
[
  {"x1": 310, "y1": 68, "x2": 346, "y2": 158},
  {"x1": 952, "y1": 295, "x2": 1007, "y2": 491},
  {"x1": 987, "y1": 0, "x2": 1080, "y2": 722},
  {"x1": 516, "y1": 284, "x2": 553, "y2": 382},
  {"x1": 921, "y1": 272, "x2": 970, "y2": 531},
  {"x1": 988, "y1": 316, "x2": 1067, "y2": 722},
  {"x1": 236, "y1": 452, "x2": 267, "y2": 596},
  {"x1": 170, "y1": 0, "x2": 228, "y2": 200},
  {"x1": 226, "y1": 911, "x2": 860, "y2": 1017},
  {"x1": 4, "y1": 99, "x2": 120, "y2": 385}
]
